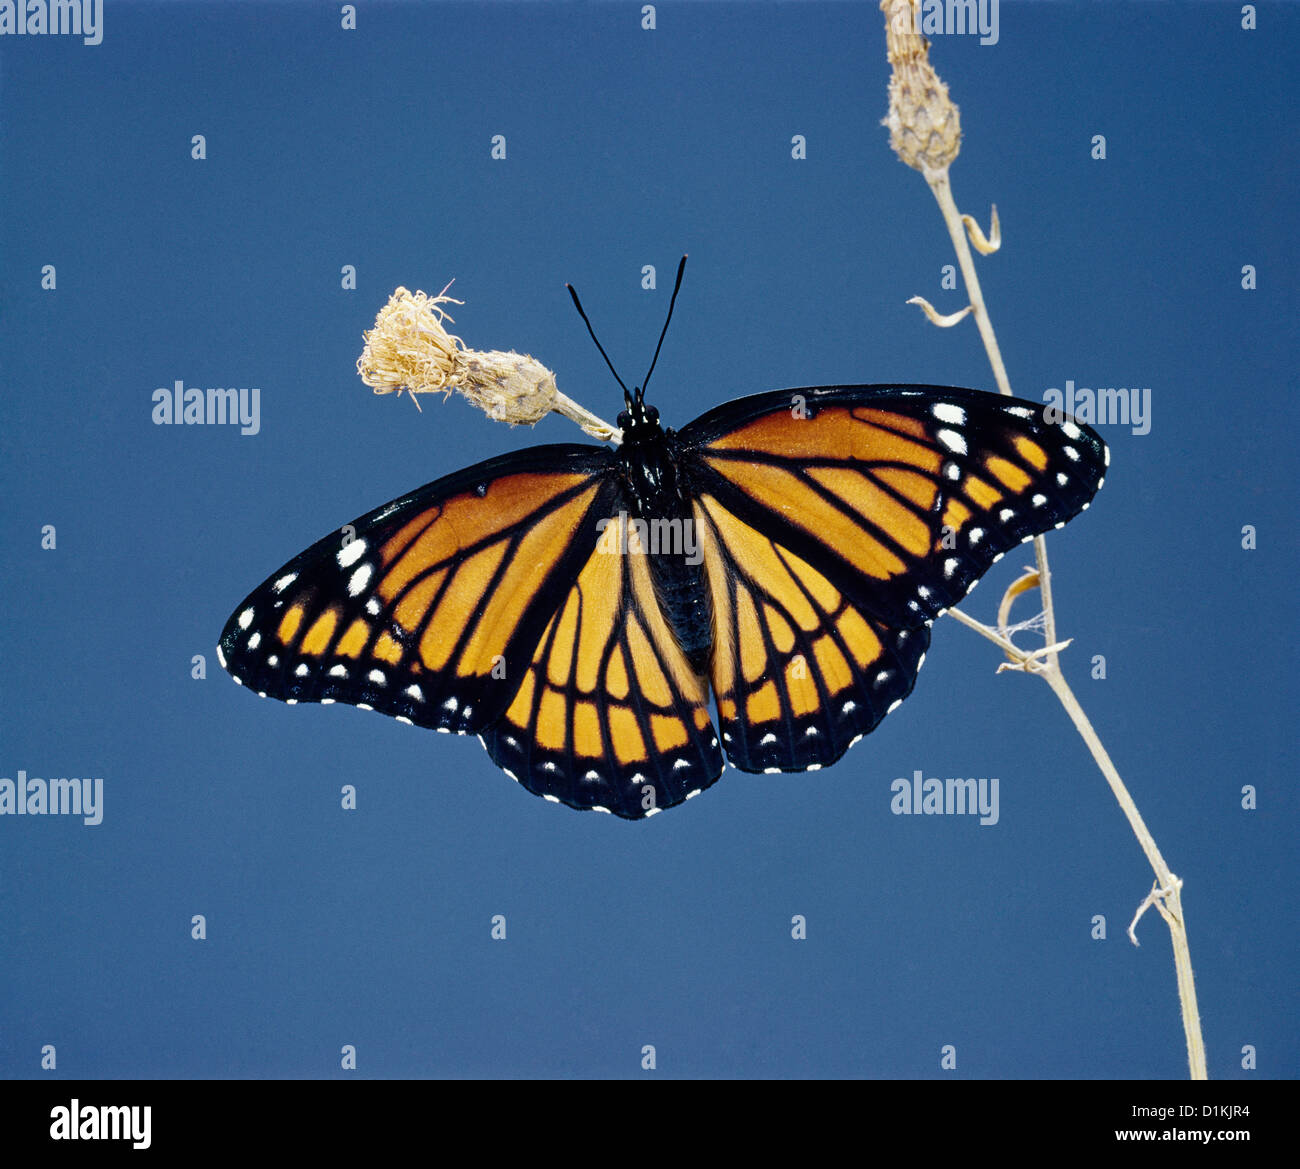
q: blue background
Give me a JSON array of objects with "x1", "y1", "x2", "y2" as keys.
[{"x1": 2, "y1": 0, "x2": 1295, "y2": 1079}]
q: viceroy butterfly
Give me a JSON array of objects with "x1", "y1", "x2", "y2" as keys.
[{"x1": 218, "y1": 283, "x2": 1107, "y2": 820}]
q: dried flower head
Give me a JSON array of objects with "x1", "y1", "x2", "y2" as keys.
[
  {"x1": 356, "y1": 286, "x2": 558, "y2": 426},
  {"x1": 881, "y1": 0, "x2": 962, "y2": 176},
  {"x1": 356, "y1": 285, "x2": 620, "y2": 441}
]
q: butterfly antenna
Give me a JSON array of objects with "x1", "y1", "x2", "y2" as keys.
[
  {"x1": 567, "y1": 282, "x2": 629, "y2": 396},
  {"x1": 642, "y1": 255, "x2": 687, "y2": 394}
]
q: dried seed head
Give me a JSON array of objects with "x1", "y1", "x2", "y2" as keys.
[
  {"x1": 356, "y1": 286, "x2": 558, "y2": 426},
  {"x1": 881, "y1": 0, "x2": 962, "y2": 176},
  {"x1": 356, "y1": 285, "x2": 620, "y2": 441}
]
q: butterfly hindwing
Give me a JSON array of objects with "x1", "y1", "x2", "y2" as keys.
[
  {"x1": 482, "y1": 513, "x2": 724, "y2": 819},
  {"x1": 693, "y1": 491, "x2": 930, "y2": 773},
  {"x1": 678, "y1": 385, "x2": 1107, "y2": 772},
  {"x1": 217, "y1": 445, "x2": 617, "y2": 736}
]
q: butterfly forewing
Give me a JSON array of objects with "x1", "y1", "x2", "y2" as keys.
[{"x1": 218, "y1": 446, "x2": 616, "y2": 736}]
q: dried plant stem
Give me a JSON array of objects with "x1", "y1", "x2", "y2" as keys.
[
  {"x1": 926, "y1": 170, "x2": 1064, "y2": 667},
  {"x1": 881, "y1": 0, "x2": 1205, "y2": 1079},
  {"x1": 944, "y1": 607, "x2": 1206, "y2": 1077},
  {"x1": 922, "y1": 159, "x2": 1208, "y2": 1085}
]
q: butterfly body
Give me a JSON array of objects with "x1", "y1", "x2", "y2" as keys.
[
  {"x1": 219, "y1": 383, "x2": 1107, "y2": 819},
  {"x1": 612, "y1": 396, "x2": 713, "y2": 671}
]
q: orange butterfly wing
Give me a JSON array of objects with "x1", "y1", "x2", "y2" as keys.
[
  {"x1": 678, "y1": 386, "x2": 1107, "y2": 773},
  {"x1": 218, "y1": 446, "x2": 617, "y2": 737}
]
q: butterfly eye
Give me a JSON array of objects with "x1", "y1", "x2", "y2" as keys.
[
  {"x1": 617, "y1": 410, "x2": 632, "y2": 429},
  {"x1": 645, "y1": 405, "x2": 659, "y2": 424}
]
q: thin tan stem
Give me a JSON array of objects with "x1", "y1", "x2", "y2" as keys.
[
  {"x1": 947, "y1": 603, "x2": 1206, "y2": 1077},
  {"x1": 926, "y1": 169, "x2": 1062, "y2": 667},
  {"x1": 926, "y1": 171, "x2": 1013, "y2": 398},
  {"x1": 1040, "y1": 668, "x2": 1207, "y2": 1080},
  {"x1": 883, "y1": 0, "x2": 1204, "y2": 1083}
]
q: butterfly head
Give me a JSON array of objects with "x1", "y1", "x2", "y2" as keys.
[{"x1": 618, "y1": 384, "x2": 660, "y2": 438}]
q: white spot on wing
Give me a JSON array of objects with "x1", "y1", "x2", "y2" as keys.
[
  {"x1": 932, "y1": 403, "x2": 966, "y2": 426},
  {"x1": 238, "y1": 608, "x2": 254, "y2": 630},
  {"x1": 272, "y1": 573, "x2": 297, "y2": 594},
  {"x1": 337, "y1": 539, "x2": 367, "y2": 568},
  {"x1": 347, "y1": 564, "x2": 373, "y2": 597},
  {"x1": 937, "y1": 428, "x2": 968, "y2": 455}
]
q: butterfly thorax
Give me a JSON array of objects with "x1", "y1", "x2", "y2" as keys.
[{"x1": 615, "y1": 408, "x2": 713, "y2": 675}]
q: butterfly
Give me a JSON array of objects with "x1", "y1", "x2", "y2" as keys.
[{"x1": 218, "y1": 275, "x2": 1107, "y2": 820}]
